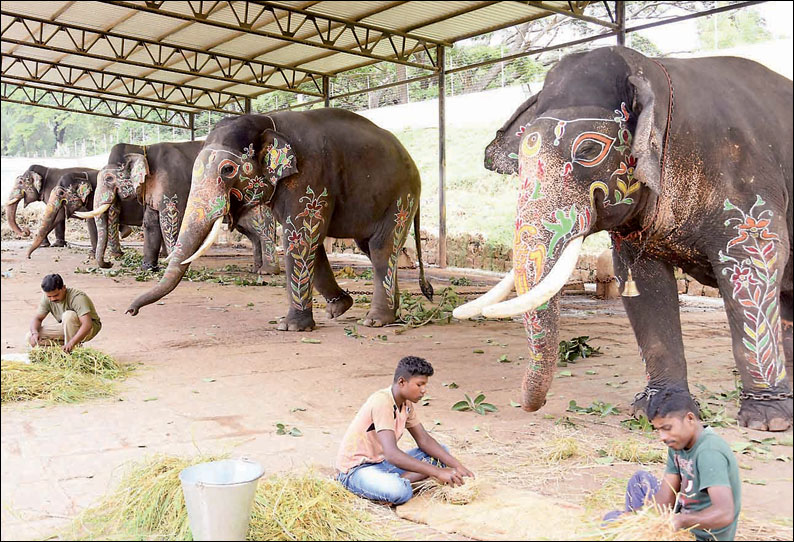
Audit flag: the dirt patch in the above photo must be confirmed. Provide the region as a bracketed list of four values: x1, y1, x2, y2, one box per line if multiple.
[1, 239, 792, 540]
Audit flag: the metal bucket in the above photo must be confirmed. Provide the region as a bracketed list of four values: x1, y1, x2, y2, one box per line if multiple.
[179, 458, 265, 541]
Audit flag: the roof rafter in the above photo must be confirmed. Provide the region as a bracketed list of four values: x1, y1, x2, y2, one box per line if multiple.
[1, 81, 192, 128]
[0, 10, 327, 96]
[106, 1, 444, 71]
[1, 53, 248, 113]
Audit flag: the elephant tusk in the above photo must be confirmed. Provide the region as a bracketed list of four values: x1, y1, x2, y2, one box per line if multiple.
[75, 203, 111, 219]
[452, 269, 515, 320]
[482, 237, 584, 318]
[181, 217, 223, 265]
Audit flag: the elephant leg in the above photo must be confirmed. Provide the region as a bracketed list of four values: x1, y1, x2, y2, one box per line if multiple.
[87, 217, 98, 253]
[248, 205, 280, 275]
[277, 190, 331, 332]
[613, 247, 689, 419]
[362, 195, 415, 327]
[51, 208, 67, 247]
[782, 290, 793, 385]
[313, 243, 353, 319]
[142, 207, 163, 271]
[120, 224, 133, 239]
[107, 202, 124, 260]
[236, 226, 264, 273]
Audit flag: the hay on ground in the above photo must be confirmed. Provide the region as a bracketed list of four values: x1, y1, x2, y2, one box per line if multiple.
[414, 477, 483, 505]
[582, 502, 695, 541]
[66, 454, 390, 541]
[1, 346, 129, 403]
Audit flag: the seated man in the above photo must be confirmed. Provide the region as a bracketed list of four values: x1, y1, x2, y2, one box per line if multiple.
[335, 356, 474, 505]
[26, 273, 102, 353]
[605, 387, 741, 541]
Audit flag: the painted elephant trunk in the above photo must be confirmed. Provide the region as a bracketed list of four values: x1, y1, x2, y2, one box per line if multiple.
[27, 198, 64, 257]
[5, 198, 29, 237]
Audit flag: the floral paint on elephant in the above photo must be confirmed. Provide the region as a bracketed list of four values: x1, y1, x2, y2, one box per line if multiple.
[160, 194, 180, 252]
[265, 138, 295, 184]
[251, 204, 278, 268]
[719, 196, 786, 388]
[50, 180, 91, 211]
[225, 143, 271, 206]
[10, 171, 40, 201]
[383, 194, 415, 309]
[284, 186, 328, 310]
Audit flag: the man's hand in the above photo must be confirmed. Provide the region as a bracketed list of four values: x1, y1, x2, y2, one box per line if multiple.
[62, 342, 75, 354]
[454, 464, 475, 478]
[29, 332, 39, 347]
[434, 467, 464, 487]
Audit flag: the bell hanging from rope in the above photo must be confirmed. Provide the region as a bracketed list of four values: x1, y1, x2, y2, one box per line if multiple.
[622, 269, 640, 297]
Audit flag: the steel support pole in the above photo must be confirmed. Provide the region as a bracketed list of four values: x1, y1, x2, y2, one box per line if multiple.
[189, 112, 195, 141]
[323, 75, 330, 108]
[437, 46, 447, 269]
[244, 97, 252, 114]
[616, 1, 626, 46]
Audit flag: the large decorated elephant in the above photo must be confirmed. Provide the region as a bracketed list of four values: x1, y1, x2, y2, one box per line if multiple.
[26, 170, 99, 257]
[456, 46, 792, 431]
[126, 109, 433, 331]
[76, 141, 204, 270]
[4, 165, 94, 246]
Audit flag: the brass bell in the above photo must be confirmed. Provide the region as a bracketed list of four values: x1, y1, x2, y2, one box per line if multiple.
[622, 269, 640, 297]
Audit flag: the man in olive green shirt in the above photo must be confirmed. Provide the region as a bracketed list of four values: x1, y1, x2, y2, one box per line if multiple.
[27, 273, 102, 353]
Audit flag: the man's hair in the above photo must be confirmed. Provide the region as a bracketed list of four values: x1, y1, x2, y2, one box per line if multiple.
[394, 356, 434, 382]
[41, 273, 64, 292]
[647, 386, 701, 420]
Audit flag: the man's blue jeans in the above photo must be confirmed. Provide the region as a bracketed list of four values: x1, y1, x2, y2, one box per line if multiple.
[603, 470, 661, 521]
[337, 447, 444, 505]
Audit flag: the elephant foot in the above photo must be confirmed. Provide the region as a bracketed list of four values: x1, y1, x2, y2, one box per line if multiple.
[141, 262, 160, 273]
[738, 397, 792, 432]
[256, 263, 281, 276]
[39, 238, 51, 248]
[362, 308, 397, 328]
[277, 311, 316, 332]
[110, 250, 124, 260]
[629, 385, 694, 420]
[51, 239, 67, 248]
[325, 293, 353, 319]
[94, 259, 113, 269]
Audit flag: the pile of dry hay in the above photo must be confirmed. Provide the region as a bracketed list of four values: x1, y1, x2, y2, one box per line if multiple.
[415, 477, 483, 505]
[66, 454, 390, 541]
[1, 346, 129, 403]
[581, 503, 695, 541]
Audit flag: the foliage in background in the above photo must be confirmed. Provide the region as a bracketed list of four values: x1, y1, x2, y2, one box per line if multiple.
[452, 392, 498, 415]
[558, 336, 601, 366]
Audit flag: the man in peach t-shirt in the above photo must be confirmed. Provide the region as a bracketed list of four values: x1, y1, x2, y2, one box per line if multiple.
[335, 356, 474, 504]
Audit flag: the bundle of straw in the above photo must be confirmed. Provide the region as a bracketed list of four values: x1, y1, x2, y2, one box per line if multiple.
[1, 346, 128, 403]
[415, 477, 483, 505]
[585, 504, 695, 541]
[65, 455, 389, 541]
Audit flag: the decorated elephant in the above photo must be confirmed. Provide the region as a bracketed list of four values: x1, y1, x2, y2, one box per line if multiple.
[126, 109, 433, 331]
[26, 170, 99, 257]
[456, 46, 792, 431]
[76, 141, 204, 270]
[4, 165, 94, 246]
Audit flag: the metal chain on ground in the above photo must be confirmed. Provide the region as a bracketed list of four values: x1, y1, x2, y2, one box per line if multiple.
[740, 391, 794, 402]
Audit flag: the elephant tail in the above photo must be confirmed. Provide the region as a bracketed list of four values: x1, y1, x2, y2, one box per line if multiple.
[413, 204, 433, 302]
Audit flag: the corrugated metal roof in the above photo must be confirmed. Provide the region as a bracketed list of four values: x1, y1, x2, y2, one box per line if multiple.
[1, 0, 598, 118]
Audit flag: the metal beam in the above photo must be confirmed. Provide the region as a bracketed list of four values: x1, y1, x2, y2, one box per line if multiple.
[106, 1, 444, 71]
[437, 46, 447, 270]
[517, 1, 617, 29]
[1, 54, 248, 113]
[616, 0, 625, 46]
[624, 1, 766, 35]
[0, 10, 326, 96]
[1, 82, 192, 128]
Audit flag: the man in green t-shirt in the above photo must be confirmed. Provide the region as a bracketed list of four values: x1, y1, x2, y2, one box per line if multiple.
[27, 273, 102, 353]
[604, 387, 741, 541]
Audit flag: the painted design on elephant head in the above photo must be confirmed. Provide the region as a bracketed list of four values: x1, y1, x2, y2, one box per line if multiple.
[251, 204, 278, 267]
[719, 195, 785, 388]
[161, 194, 180, 252]
[11, 170, 41, 201]
[76, 181, 92, 202]
[266, 138, 295, 183]
[284, 186, 328, 310]
[383, 194, 415, 309]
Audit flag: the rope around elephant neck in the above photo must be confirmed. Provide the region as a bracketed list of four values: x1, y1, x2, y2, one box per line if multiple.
[611, 58, 674, 261]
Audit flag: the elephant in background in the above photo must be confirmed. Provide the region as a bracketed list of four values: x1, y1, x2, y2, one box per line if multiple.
[126, 109, 433, 331]
[26, 170, 98, 257]
[4, 165, 94, 246]
[77, 141, 204, 271]
[233, 202, 280, 275]
[457, 46, 792, 431]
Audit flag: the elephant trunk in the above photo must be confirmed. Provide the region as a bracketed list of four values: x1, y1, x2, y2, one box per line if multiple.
[5, 198, 29, 237]
[126, 213, 220, 316]
[93, 204, 111, 268]
[484, 135, 518, 175]
[27, 195, 64, 258]
[519, 295, 561, 411]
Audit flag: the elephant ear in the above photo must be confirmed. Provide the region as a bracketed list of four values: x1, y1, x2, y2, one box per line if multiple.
[75, 179, 93, 204]
[123, 153, 149, 200]
[259, 130, 298, 186]
[30, 170, 43, 192]
[628, 75, 664, 195]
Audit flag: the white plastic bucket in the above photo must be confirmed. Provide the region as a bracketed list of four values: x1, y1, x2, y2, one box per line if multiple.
[179, 458, 264, 541]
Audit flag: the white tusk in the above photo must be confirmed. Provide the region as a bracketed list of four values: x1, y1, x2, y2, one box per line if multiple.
[162, 250, 175, 263]
[75, 203, 111, 219]
[181, 217, 223, 265]
[452, 269, 515, 320]
[482, 237, 584, 318]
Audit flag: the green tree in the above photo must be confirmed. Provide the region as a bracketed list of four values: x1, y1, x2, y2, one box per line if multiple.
[697, 7, 772, 50]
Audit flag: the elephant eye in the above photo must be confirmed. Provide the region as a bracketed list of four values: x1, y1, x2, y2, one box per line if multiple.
[219, 159, 239, 178]
[571, 132, 615, 167]
[575, 141, 602, 161]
